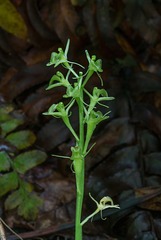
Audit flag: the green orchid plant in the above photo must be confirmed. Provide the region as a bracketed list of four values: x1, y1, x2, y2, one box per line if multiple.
[44, 40, 120, 240]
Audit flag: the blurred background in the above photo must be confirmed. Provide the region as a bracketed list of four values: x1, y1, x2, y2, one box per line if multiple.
[1, 0, 161, 239]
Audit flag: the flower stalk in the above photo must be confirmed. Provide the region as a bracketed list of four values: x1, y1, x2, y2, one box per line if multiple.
[44, 39, 119, 240]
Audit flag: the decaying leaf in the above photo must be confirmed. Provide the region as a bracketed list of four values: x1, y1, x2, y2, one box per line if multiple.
[135, 187, 161, 211]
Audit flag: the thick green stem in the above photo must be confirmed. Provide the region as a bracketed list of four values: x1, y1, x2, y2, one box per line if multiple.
[75, 158, 84, 240]
[75, 87, 84, 240]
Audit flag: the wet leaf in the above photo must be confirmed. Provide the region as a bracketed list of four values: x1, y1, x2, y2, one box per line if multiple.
[5, 130, 36, 150]
[103, 145, 139, 176]
[0, 63, 54, 101]
[126, 211, 157, 239]
[0, 151, 11, 171]
[13, 150, 47, 174]
[96, 0, 114, 43]
[0, 172, 18, 197]
[48, 0, 74, 44]
[145, 175, 161, 187]
[140, 129, 161, 154]
[0, 0, 28, 39]
[133, 103, 161, 137]
[125, 0, 158, 44]
[5, 189, 24, 210]
[135, 187, 161, 211]
[144, 152, 161, 176]
[26, 0, 58, 41]
[61, 0, 85, 36]
[37, 119, 71, 151]
[129, 71, 161, 95]
[18, 193, 43, 220]
[82, 0, 98, 46]
[71, 0, 86, 6]
[154, 218, 161, 239]
[116, 54, 138, 68]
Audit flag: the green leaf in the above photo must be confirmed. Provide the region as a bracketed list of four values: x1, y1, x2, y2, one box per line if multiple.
[0, 172, 18, 197]
[0, 151, 11, 171]
[5, 189, 24, 210]
[1, 118, 24, 137]
[5, 130, 36, 150]
[18, 194, 43, 220]
[0, 0, 27, 39]
[13, 150, 47, 174]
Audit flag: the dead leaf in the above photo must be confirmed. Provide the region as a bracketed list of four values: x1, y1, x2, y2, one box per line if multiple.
[0, 0, 28, 39]
[135, 187, 161, 211]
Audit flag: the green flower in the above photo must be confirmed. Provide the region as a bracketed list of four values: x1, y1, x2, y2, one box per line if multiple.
[85, 87, 115, 116]
[71, 144, 82, 161]
[63, 83, 79, 99]
[81, 193, 120, 226]
[46, 71, 71, 90]
[86, 110, 109, 126]
[46, 40, 70, 68]
[43, 102, 69, 118]
[82, 50, 103, 87]
[86, 51, 103, 73]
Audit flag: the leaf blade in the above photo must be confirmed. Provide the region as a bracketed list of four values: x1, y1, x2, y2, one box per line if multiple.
[0, 151, 11, 171]
[0, 172, 18, 197]
[13, 150, 47, 174]
[5, 130, 36, 150]
[18, 194, 43, 220]
[5, 189, 24, 210]
[0, 0, 28, 39]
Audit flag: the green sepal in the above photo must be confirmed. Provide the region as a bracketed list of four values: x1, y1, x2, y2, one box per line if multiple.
[46, 49, 66, 67]
[84, 87, 114, 118]
[70, 144, 83, 161]
[46, 71, 71, 90]
[86, 110, 109, 126]
[46, 39, 70, 67]
[63, 83, 80, 99]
